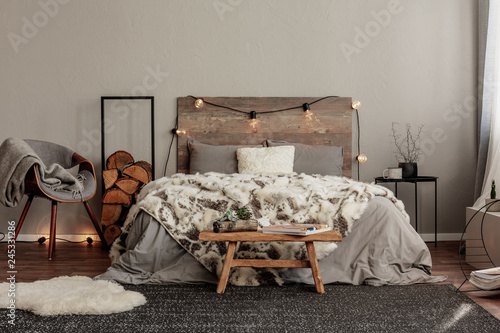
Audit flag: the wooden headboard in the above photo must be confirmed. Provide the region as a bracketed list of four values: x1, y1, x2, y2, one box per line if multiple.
[177, 96, 353, 178]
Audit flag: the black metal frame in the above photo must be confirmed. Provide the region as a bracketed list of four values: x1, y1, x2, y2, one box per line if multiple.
[457, 202, 498, 291]
[101, 96, 155, 193]
[374, 176, 438, 246]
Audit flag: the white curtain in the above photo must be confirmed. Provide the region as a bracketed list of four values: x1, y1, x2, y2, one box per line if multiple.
[475, 1, 500, 208]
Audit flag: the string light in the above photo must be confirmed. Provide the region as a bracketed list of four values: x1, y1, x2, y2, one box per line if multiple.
[188, 95, 340, 116]
[352, 99, 366, 181]
[171, 128, 186, 135]
[195, 98, 204, 108]
[248, 111, 260, 129]
[302, 103, 313, 120]
[356, 154, 368, 163]
[184, 95, 366, 179]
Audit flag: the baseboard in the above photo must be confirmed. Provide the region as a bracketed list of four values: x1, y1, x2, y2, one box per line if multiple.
[15, 234, 100, 243]
[419, 233, 462, 242]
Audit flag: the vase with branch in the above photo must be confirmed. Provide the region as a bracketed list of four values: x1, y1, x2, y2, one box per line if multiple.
[390, 122, 424, 178]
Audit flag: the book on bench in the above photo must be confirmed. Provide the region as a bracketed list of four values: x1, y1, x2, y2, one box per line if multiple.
[262, 224, 331, 236]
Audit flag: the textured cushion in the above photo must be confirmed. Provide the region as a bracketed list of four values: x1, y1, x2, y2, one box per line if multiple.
[236, 146, 295, 174]
[188, 139, 264, 174]
[266, 140, 343, 176]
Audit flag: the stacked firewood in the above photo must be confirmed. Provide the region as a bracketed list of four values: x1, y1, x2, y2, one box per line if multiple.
[101, 150, 152, 245]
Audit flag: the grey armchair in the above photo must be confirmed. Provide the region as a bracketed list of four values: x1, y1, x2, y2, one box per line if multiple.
[13, 139, 107, 260]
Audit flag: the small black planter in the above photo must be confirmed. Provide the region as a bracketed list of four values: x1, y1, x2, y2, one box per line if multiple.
[398, 162, 418, 178]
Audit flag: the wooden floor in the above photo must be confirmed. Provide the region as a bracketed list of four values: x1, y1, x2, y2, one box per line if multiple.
[1, 240, 499, 319]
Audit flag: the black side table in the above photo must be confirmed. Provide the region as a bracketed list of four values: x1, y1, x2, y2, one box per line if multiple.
[374, 176, 438, 247]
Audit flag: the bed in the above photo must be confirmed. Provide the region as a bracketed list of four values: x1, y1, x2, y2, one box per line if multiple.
[96, 96, 446, 287]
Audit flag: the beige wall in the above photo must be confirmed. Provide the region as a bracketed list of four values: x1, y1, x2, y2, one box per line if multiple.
[0, 0, 477, 238]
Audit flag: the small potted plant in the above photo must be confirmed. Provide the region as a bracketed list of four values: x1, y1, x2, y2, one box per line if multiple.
[485, 180, 500, 211]
[391, 122, 424, 178]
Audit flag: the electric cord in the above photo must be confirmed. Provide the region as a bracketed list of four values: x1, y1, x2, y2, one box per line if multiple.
[163, 116, 178, 176]
[187, 95, 340, 115]
[355, 109, 361, 181]
[0, 236, 97, 244]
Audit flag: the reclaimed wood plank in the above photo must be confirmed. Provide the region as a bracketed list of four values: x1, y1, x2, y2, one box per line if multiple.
[198, 230, 342, 242]
[217, 241, 236, 293]
[231, 259, 311, 268]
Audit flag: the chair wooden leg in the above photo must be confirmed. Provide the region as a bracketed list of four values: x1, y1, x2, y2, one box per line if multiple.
[48, 201, 57, 260]
[83, 201, 108, 249]
[14, 195, 34, 241]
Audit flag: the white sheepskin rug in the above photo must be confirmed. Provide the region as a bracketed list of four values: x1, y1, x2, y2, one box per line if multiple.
[0, 276, 146, 316]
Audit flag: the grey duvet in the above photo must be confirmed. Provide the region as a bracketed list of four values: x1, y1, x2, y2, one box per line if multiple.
[96, 173, 445, 286]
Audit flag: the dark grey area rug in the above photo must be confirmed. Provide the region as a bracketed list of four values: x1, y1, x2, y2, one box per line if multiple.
[1, 284, 499, 333]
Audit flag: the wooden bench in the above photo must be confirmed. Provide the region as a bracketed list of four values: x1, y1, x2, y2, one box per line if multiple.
[198, 230, 342, 294]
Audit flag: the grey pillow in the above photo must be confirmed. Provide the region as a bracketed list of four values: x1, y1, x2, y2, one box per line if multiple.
[266, 140, 343, 176]
[188, 139, 264, 174]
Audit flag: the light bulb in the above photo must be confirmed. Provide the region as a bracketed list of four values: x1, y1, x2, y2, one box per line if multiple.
[356, 154, 367, 163]
[248, 119, 259, 128]
[248, 111, 259, 129]
[302, 103, 313, 120]
[195, 99, 204, 108]
[351, 100, 361, 109]
[176, 129, 186, 135]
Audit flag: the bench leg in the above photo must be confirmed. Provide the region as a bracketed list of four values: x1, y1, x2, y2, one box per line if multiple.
[217, 241, 236, 293]
[306, 241, 325, 294]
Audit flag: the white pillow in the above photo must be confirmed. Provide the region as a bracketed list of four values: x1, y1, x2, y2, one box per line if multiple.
[237, 146, 295, 174]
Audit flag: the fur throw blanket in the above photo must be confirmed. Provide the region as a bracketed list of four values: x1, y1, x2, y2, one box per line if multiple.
[111, 172, 407, 286]
[0, 138, 83, 207]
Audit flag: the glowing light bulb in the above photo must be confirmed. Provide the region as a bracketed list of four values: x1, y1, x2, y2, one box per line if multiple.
[176, 129, 186, 135]
[351, 101, 361, 109]
[248, 119, 259, 128]
[195, 99, 204, 108]
[304, 110, 313, 120]
[247, 111, 260, 130]
[302, 103, 313, 120]
[356, 154, 368, 163]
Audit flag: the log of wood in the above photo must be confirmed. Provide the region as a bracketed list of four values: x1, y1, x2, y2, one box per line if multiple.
[123, 164, 151, 184]
[101, 204, 122, 226]
[213, 219, 258, 233]
[102, 188, 132, 205]
[106, 150, 134, 170]
[103, 224, 122, 245]
[115, 177, 141, 195]
[134, 161, 153, 182]
[103, 169, 120, 190]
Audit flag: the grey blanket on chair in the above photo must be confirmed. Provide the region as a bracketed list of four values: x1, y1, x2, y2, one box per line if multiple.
[0, 138, 83, 207]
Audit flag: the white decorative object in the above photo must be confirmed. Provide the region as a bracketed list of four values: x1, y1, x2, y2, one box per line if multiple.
[0, 276, 146, 316]
[237, 146, 295, 174]
[383, 167, 402, 179]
